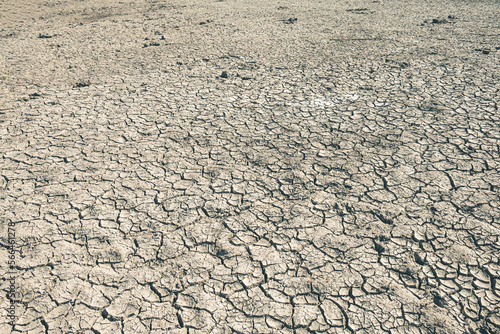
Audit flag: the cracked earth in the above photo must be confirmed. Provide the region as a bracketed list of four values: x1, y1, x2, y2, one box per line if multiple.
[1, 0, 499, 333]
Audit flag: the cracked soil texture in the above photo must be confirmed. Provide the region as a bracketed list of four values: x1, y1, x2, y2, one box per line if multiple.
[1, 0, 500, 333]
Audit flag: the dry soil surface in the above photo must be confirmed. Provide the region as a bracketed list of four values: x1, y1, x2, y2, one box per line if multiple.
[1, 0, 500, 333]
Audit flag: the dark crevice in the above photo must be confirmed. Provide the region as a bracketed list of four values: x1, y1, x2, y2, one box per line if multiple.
[177, 312, 184, 328]
[41, 318, 49, 334]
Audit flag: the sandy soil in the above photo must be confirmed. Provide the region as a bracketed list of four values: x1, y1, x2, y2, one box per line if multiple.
[1, 0, 499, 333]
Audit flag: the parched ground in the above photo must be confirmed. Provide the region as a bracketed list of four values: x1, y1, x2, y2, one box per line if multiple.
[1, 0, 499, 333]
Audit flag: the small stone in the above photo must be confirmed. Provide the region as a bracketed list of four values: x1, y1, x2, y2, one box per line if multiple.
[74, 81, 90, 88]
[431, 18, 448, 24]
[221, 71, 228, 78]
